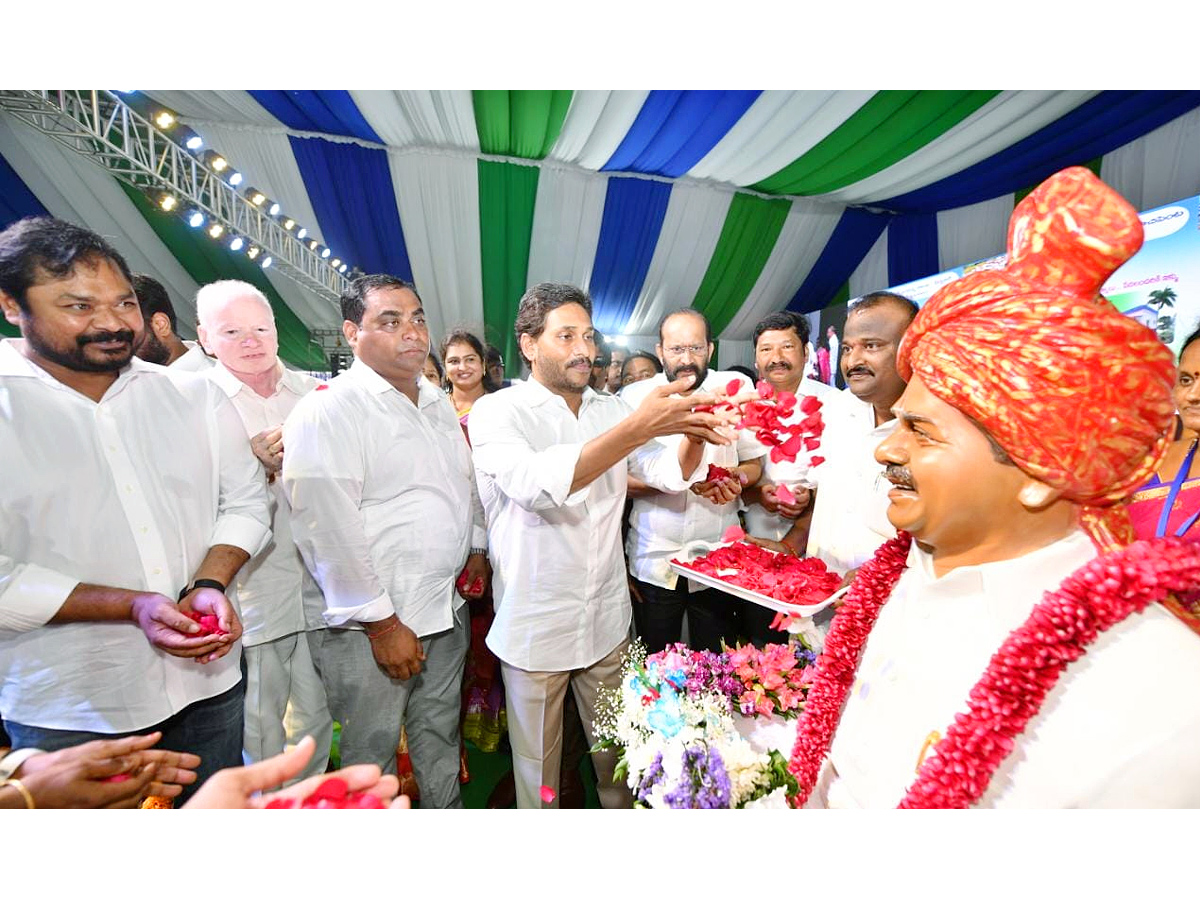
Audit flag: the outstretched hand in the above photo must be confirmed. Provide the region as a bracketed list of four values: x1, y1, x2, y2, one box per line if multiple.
[630, 376, 740, 445]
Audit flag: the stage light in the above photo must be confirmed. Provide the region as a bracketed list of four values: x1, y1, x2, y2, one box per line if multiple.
[204, 151, 228, 172]
[282, 218, 296, 231]
[339, 263, 348, 273]
[308, 239, 319, 252]
[246, 187, 267, 207]
[186, 209, 205, 228]
[229, 236, 245, 252]
[296, 227, 308, 240]
[157, 193, 178, 212]
[268, 202, 281, 216]
[154, 110, 175, 129]
[228, 171, 243, 187]
[174, 125, 203, 151]
[247, 246, 262, 260]
[321, 247, 331, 259]
[208, 223, 225, 239]
[330, 258, 341, 268]
[261, 256, 273, 269]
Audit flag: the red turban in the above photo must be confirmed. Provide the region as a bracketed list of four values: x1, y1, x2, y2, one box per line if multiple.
[897, 166, 1176, 550]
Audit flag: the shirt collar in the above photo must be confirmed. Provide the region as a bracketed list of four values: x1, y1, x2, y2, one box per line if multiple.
[519, 375, 597, 410]
[209, 359, 303, 400]
[345, 357, 430, 405]
[0, 337, 157, 390]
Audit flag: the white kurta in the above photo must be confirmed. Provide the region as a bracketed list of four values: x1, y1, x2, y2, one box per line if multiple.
[621, 370, 765, 589]
[805, 394, 896, 574]
[171, 340, 216, 372]
[0, 340, 271, 731]
[469, 378, 698, 672]
[815, 530, 1200, 808]
[282, 359, 483, 638]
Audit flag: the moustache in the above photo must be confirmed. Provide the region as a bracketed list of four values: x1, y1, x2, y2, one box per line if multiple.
[767, 362, 792, 371]
[567, 356, 591, 368]
[846, 365, 874, 378]
[885, 464, 915, 489]
[78, 330, 135, 347]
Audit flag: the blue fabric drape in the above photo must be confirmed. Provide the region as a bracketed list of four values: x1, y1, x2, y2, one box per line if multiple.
[880, 91, 1200, 214]
[887, 212, 939, 287]
[0, 150, 50, 224]
[787, 207, 890, 313]
[589, 177, 672, 335]
[601, 90, 760, 178]
[250, 91, 383, 144]
[288, 136, 412, 282]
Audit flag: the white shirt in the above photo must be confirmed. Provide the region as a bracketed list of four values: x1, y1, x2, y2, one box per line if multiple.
[172, 341, 216, 372]
[282, 359, 484, 638]
[805, 395, 897, 574]
[743, 376, 842, 542]
[208, 361, 324, 644]
[0, 340, 271, 731]
[469, 378, 698, 671]
[815, 530, 1200, 807]
[621, 371, 765, 589]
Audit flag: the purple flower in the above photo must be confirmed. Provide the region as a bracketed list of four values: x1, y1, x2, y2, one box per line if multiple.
[663, 744, 732, 809]
[636, 752, 666, 804]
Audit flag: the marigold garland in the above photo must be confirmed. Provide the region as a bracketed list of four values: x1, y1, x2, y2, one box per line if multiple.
[788, 533, 1200, 808]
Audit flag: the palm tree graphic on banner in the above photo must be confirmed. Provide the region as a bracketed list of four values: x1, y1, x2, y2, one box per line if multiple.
[1148, 286, 1178, 343]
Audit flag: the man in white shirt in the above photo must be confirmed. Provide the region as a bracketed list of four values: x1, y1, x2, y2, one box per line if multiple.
[282, 274, 488, 809]
[469, 282, 736, 809]
[197, 280, 332, 781]
[0, 217, 270, 803]
[621, 308, 763, 653]
[131, 272, 214, 372]
[796, 167, 1200, 807]
[765, 293, 918, 577]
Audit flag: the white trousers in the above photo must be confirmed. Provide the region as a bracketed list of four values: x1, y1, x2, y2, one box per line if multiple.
[243, 630, 333, 782]
[501, 639, 634, 810]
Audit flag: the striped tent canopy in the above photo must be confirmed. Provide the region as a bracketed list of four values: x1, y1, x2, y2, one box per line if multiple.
[3, 89, 1200, 372]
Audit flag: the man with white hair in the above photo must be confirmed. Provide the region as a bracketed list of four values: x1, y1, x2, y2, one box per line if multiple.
[197, 280, 332, 779]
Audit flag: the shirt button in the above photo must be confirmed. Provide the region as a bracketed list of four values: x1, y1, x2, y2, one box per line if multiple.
[125, 485, 134, 493]
[140, 526, 149, 534]
[152, 567, 162, 575]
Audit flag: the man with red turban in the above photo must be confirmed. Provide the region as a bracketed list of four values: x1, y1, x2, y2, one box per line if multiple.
[789, 167, 1200, 808]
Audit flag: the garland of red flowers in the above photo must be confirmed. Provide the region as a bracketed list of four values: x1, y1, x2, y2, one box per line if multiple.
[788, 532, 1200, 808]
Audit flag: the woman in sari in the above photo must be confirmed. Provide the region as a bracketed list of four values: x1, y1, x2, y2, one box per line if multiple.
[1130, 327, 1200, 541]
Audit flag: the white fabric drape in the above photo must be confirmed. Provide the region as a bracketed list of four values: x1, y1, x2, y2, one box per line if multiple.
[526, 165, 608, 290]
[848, 228, 890, 301]
[827, 91, 1097, 204]
[1102, 105, 1200, 212]
[688, 91, 873, 186]
[387, 152, 484, 348]
[719, 199, 843, 341]
[350, 91, 478, 150]
[0, 112, 201, 337]
[622, 181, 734, 337]
[143, 91, 281, 127]
[936, 194, 1014, 271]
[549, 91, 650, 170]
[714, 338, 754, 371]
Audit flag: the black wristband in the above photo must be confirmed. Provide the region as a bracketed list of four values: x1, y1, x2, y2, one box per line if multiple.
[178, 578, 228, 601]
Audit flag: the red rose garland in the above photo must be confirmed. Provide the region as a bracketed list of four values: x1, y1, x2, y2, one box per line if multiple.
[789, 533, 1200, 808]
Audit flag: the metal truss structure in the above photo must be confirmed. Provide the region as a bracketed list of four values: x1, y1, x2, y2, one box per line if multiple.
[0, 89, 348, 304]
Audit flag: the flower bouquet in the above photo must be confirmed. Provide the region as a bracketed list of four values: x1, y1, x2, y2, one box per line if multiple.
[592, 639, 818, 808]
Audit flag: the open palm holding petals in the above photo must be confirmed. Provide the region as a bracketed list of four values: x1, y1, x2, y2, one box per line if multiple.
[674, 542, 842, 607]
[695, 379, 824, 465]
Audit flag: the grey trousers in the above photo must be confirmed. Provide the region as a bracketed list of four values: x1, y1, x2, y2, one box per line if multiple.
[307, 605, 469, 809]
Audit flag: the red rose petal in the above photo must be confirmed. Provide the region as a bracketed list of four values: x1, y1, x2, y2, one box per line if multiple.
[308, 777, 349, 802]
[775, 484, 796, 506]
[725, 378, 741, 396]
[722, 525, 745, 543]
[183, 609, 228, 636]
[540, 785, 557, 804]
[103, 773, 132, 783]
[756, 380, 775, 400]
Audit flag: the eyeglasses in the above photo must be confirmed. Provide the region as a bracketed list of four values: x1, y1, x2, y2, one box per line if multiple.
[663, 344, 707, 358]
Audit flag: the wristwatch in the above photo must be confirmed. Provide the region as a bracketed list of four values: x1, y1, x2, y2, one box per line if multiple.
[469, 547, 489, 558]
[178, 578, 228, 601]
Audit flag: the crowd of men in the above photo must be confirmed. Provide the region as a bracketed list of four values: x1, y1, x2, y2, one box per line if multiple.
[5, 163, 1196, 811]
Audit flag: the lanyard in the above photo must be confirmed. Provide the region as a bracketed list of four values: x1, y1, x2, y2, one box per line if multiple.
[1155, 439, 1200, 539]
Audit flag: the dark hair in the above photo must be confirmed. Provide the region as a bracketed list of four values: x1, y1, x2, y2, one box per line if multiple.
[657, 307, 711, 345]
[853, 290, 920, 322]
[0, 216, 133, 311]
[441, 328, 500, 393]
[132, 273, 177, 333]
[484, 343, 503, 366]
[727, 364, 757, 381]
[425, 351, 444, 383]
[340, 273, 420, 326]
[752, 310, 811, 349]
[513, 282, 592, 364]
[621, 350, 663, 379]
[1180, 326, 1200, 360]
[592, 332, 611, 367]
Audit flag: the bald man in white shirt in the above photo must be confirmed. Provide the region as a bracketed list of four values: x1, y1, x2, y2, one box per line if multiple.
[197, 280, 332, 781]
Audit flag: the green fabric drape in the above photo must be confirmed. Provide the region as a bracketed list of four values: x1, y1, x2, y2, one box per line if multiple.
[753, 91, 1000, 196]
[478, 160, 539, 377]
[473, 91, 573, 159]
[0, 319, 16, 337]
[122, 184, 328, 371]
[691, 194, 793, 337]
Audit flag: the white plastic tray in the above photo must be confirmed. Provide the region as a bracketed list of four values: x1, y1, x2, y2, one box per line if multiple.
[668, 539, 846, 619]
